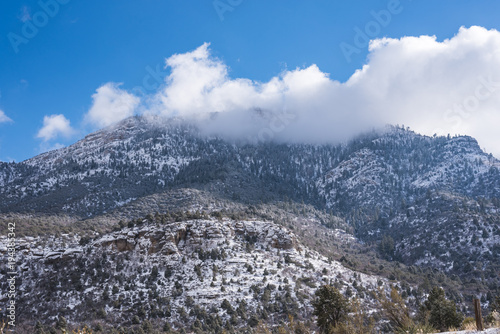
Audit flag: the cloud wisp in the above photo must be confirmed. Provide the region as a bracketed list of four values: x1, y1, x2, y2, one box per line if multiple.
[0, 110, 13, 124]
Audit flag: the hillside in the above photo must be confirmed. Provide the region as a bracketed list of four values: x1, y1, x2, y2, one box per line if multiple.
[1, 213, 390, 332]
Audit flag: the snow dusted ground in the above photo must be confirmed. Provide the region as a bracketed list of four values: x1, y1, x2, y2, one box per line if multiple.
[438, 328, 499, 334]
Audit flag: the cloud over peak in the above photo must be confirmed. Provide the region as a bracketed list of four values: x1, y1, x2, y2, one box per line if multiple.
[85, 83, 140, 129]
[49, 26, 500, 157]
[145, 26, 500, 155]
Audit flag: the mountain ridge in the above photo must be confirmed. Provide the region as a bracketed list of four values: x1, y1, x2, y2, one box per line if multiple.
[1, 117, 499, 276]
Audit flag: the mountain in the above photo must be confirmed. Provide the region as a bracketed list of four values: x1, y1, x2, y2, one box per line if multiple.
[2, 118, 500, 216]
[1, 115, 500, 331]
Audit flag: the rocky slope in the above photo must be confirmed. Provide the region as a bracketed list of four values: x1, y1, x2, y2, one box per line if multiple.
[0, 215, 386, 331]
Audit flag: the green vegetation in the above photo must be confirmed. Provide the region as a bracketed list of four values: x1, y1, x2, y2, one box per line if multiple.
[312, 285, 350, 332]
[312, 285, 470, 334]
[419, 287, 464, 331]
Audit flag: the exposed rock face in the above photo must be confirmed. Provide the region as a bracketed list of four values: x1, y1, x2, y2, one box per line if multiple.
[233, 220, 298, 250]
[95, 219, 298, 256]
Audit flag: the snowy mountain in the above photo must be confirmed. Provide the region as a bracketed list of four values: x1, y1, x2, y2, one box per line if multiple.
[1, 116, 500, 331]
[2, 118, 500, 216]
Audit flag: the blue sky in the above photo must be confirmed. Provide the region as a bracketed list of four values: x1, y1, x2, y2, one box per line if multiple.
[1, 1, 500, 161]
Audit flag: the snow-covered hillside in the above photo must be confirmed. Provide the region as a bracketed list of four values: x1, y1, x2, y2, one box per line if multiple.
[0, 216, 387, 331]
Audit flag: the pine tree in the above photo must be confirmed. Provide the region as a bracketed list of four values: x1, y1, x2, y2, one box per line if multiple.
[312, 285, 349, 333]
[421, 287, 463, 331]
[378, 235, 395, 260]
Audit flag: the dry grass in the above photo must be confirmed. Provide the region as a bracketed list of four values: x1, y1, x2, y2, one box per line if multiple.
[461, 322, 477, 331]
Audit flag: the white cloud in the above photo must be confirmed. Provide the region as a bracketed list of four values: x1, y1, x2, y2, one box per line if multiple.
[36, 114, 75, 141]
[85, 83, 140, 128]
[345, 26, 500, 156]
[152, 43, 345, 138]
[147, 27, 500, 157]
[0, 110, 12, 123]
